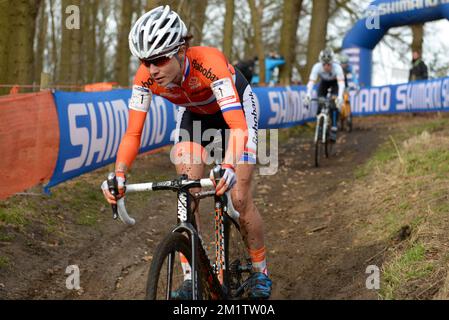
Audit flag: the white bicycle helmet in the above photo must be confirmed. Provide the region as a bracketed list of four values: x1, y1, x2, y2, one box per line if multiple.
[129, 5, 188, 60]
[319, 48, 334, 64]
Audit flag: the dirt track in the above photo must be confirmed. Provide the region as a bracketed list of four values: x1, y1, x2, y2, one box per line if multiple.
[2, 115, 421, 300]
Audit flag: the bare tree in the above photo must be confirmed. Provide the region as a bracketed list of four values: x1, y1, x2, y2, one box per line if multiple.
[190, 0, 208, 46]
[303, 0, 330, 80]
[248, 0, 265, 85]
[411, 23, 424, 54]
[279, 0, 303, 85]
[0, 0, 12, 93]
[49, 0, 59, 83]
[34, 1, 48, 85]
[59, 0, 82, 87]
[96, 1, 110, 82]
[223, 0, 234, 59]
[5, 0, 41, 91]
[115, 0, 134, 87]
[82, 0, 99, 84]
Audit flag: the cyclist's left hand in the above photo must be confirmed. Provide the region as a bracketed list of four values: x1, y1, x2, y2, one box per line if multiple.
[210, 164, 236, 196]
[101, 173, 126, 205]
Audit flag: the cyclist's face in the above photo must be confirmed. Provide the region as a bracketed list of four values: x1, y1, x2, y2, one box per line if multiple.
[323, 63, 332, 72]
[142, 46, 186, 86]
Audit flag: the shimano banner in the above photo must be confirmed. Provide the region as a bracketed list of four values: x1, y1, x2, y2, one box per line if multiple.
[254, 85, 315, 129]
[46, 86, 314, 190]
[350, 76, 449, 114]
[46, 90, 178, 189]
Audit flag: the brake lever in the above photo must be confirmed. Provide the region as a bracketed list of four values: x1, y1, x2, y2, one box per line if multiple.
[107, 172, 119, 220]
[212, 164, 225, 185]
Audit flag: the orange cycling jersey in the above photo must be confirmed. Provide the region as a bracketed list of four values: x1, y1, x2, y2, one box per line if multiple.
[116, 46, 249, 172]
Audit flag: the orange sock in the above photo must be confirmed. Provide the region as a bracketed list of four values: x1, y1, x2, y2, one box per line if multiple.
[248, 246, 268, 276]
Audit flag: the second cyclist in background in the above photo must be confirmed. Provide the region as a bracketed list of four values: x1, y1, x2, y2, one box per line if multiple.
[304, 48, 345, 142]
[339, 53, 359, 132]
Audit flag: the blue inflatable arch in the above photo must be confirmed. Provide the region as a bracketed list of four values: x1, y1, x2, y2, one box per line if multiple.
[342, 0, 449, 87]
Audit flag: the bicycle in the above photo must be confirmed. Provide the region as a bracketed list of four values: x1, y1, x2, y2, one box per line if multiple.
[106, 166, 253, 300]
[308, 92, 337, 168]
[340, 90, 352, 133]
[340, 87, 359, 133]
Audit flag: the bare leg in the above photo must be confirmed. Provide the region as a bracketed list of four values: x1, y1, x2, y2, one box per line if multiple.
[173, 142, 206, 231]
[231, 164, 266, 256]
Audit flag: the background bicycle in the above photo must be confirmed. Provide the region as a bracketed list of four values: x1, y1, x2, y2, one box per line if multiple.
[309, 93, 337, 167]
[340, 87, 359, 133]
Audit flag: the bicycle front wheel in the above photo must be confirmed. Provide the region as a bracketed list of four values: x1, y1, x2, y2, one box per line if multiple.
[146, 232, 209, 300]
[223, 216, 252, 299]
[315, 118, 324, 167]
[325, 125, 332, 158]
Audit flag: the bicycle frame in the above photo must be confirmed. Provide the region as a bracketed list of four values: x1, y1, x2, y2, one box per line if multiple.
[313, 98, 332, 144]
[314, 107, 330, 144]
[108, 171, 245, 300]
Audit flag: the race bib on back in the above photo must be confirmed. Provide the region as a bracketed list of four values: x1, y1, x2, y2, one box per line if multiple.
[129, 85, 152, 112]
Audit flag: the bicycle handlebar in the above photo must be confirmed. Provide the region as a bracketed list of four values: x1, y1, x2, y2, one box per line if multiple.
[108, 176, 218, 226]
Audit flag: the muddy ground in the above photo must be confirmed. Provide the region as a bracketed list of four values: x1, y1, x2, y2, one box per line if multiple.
[1, 114, 433, 300]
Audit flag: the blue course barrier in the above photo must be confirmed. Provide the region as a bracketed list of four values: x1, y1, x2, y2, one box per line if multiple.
[46, 86, 314, 190]
[47, 90, 178, 189]
[350, 76, 449, 115]
[45, 77, 449, 191]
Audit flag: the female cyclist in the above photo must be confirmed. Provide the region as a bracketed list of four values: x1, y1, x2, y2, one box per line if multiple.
[102, 5, 271, 299]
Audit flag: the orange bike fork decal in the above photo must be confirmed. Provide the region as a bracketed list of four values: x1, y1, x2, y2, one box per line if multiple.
[214, 206, 225, 285]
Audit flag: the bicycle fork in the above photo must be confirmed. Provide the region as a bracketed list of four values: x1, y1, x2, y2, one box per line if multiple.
[314, 113, 328, 144]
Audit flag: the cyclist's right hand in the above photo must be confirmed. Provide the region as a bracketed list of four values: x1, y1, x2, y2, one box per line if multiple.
[101, 173, 126, 205]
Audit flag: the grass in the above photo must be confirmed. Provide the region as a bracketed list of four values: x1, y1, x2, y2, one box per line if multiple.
[0, 231, 15, 242]
[0, 256, 10, 269]
[0, 207, 28, 227]
[353, 115, 449, 299]
[277, 123, 315, 144]
[381, 242, 434, 300]
[355, 115, 449, 180]
[354, 140, 398, 179]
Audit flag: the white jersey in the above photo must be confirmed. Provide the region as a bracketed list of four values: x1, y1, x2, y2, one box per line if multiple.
[306, 62, 345, 100]
[309, 62, 345, 82]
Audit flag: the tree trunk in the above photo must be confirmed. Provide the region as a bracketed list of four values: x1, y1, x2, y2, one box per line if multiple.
[0, 1, 12, 93]
[303, 0, 330, 81]
[59, 0, 82, 88]
[49, 0, 58, 83]
[69, 0, 82, 86]
[190, 0, 207, 46]
[96, 1, 109, 82]
[411, 23, 424, 54]
[59, 0, 72, 85]
[7, 0, 41, 91]
[146, 0, 176, 11]
[248, 0, 265, 85]
[115, 0, 134, 87]
[83, 0, 98, 84]
[35, 1, 48, 85]
[279, 0, 302, 85]
[223, 0, 234, 59]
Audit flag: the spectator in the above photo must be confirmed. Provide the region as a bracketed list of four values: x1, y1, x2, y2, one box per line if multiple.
[409, 51, 428, 81]
[235, 57, 256, 83]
